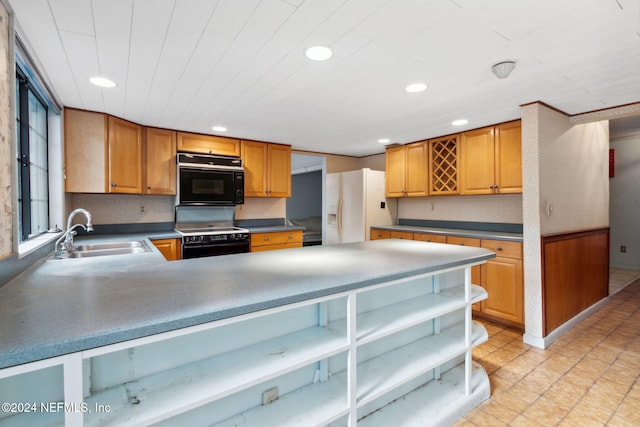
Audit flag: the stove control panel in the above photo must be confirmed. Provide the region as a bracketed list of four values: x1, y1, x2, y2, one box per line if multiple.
[183, 233, 250, 244]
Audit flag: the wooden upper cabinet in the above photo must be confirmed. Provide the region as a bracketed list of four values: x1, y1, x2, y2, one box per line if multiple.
[460, 122, 522, 195]
[144, 128, 176, 195]
[495, 121, 522, 194]
[177, 132, 240, 157]
[460, 126, 496, 195]
[429, 135, 459, 195]
[405, 141, 428, 196]
[385, 141, 428, 197]
[242, 140, 268, 196]
[267, 143, 291, 197]
[64, 108, 108, 193]
[241, 141, 291, 198]
[108, 116, 142, 194]
[385, 145, 406, 197]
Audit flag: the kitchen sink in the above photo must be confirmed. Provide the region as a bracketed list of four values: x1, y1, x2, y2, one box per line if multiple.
[52, 240, 153, 259]
[74, 241, 149, 252]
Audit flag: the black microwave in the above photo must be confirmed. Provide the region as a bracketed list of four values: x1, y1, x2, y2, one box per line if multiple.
[177, 153, 244, 205]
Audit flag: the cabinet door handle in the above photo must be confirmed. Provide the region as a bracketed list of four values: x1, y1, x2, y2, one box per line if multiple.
[111, 183, 117, 187]
[264, 237, 270, 241]
[288, 235, 293, 239]
[496, 247, 503, 251]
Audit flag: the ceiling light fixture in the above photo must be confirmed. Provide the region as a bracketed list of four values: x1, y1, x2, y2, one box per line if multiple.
[212, 126, 227, 132]
[491, 61, 516, 79]
[452, 119, 469, 126]
[405, 82, 427, 93]
[305, 46, 332, 61]
[89, 76, 116, 88]
[378, 138, 391, 144]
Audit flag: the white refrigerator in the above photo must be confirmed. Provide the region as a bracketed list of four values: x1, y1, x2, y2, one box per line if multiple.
[326, 168, 397, 244]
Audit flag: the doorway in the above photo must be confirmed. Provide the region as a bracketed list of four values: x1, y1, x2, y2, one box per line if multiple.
[288, 153, 325, 246]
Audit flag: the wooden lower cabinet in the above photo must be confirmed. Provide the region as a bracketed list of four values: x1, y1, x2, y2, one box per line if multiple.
[481, 256, 523, 325]
[413, 233, 447, 244]
[370, 228, 524, 328]
[478, 239, 523, 328]
[152, 238, 182, 261]
[371, 229, 391, 240]
[390, 231, 413, 240]
[250, 230, 303, 252]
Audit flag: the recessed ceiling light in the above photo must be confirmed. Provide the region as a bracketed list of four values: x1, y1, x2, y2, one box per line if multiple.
[452, 119, 469, 126]
[89, 76, 116, 88]
[378, 138, 391, 144]
[405, 82, 427, 93]
[212, 126, 227, 132]
[305, 46, 332, 61]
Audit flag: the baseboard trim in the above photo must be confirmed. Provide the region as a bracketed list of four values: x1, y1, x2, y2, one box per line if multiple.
[523, 297, 610, 349]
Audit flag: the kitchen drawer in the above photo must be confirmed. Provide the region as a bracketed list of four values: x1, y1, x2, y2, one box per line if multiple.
[390, 231, 413, 240]
[413, 233, 447, 244]
[481, 239, 522, 259]
[251, 230, 303, 247]
[446, 236, 481, 247]
[371, 229, 391, 240]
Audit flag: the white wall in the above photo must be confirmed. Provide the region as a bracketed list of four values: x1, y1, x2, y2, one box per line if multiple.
[538, 112, 609, 235]
[521, 103, 610, 345]
[610, 134, 640, 269]
[287, 171, 322, 221]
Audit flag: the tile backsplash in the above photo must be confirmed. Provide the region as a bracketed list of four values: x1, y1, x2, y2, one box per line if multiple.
[67, 194, 288, 226]
[68, 194, 176, 225]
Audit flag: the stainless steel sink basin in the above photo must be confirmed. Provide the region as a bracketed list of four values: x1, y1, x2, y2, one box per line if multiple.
[74, 241, 148, 252]
[52, 240, 153, 259]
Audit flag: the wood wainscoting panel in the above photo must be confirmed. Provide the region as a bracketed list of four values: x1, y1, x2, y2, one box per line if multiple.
[541, 228, 609, 336]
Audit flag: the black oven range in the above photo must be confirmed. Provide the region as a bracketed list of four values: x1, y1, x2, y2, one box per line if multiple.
[175, 206, 250, 259]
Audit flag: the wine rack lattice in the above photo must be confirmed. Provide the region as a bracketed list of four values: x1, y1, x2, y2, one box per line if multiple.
[430, 137, 459, 195]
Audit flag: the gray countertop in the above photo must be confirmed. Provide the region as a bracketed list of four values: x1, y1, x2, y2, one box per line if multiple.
[372, 225, 523, 242]
[0, 237, 494, 369]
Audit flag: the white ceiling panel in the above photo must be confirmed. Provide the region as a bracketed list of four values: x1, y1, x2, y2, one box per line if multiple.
[7, 0, 640, 156]
[48, 0, 94, 36]
[162, 0, 219, 61]
[57, 30, 102, 109]
[206, 0, 260, 39]
[124, 0, 174, 122]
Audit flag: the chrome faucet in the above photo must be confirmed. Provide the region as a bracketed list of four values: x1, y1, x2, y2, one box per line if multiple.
[54, 209, 94, 258]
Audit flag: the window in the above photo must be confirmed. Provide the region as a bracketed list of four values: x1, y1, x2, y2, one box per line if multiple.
[15, 65, 49, 242]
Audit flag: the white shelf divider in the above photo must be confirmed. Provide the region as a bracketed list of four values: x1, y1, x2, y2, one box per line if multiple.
[84, 326, 347, 426]
[212, 375, 349, 427]
[358, 362, 490, 427]
[356, 321, 486, 407]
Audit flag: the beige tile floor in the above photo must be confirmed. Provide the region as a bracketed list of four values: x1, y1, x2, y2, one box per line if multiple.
[455, 274, 640, 427]
[610, 268, 640, 295]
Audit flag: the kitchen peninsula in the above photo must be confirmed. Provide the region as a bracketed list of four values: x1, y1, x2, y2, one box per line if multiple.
[0, 239, 494, 426]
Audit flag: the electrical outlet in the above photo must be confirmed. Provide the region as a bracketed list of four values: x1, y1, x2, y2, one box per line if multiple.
[621, 245, 627, 253]
[262, 386, 279, 405]
[139, 204, 145, 213]
[431, 202, 435, 211]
